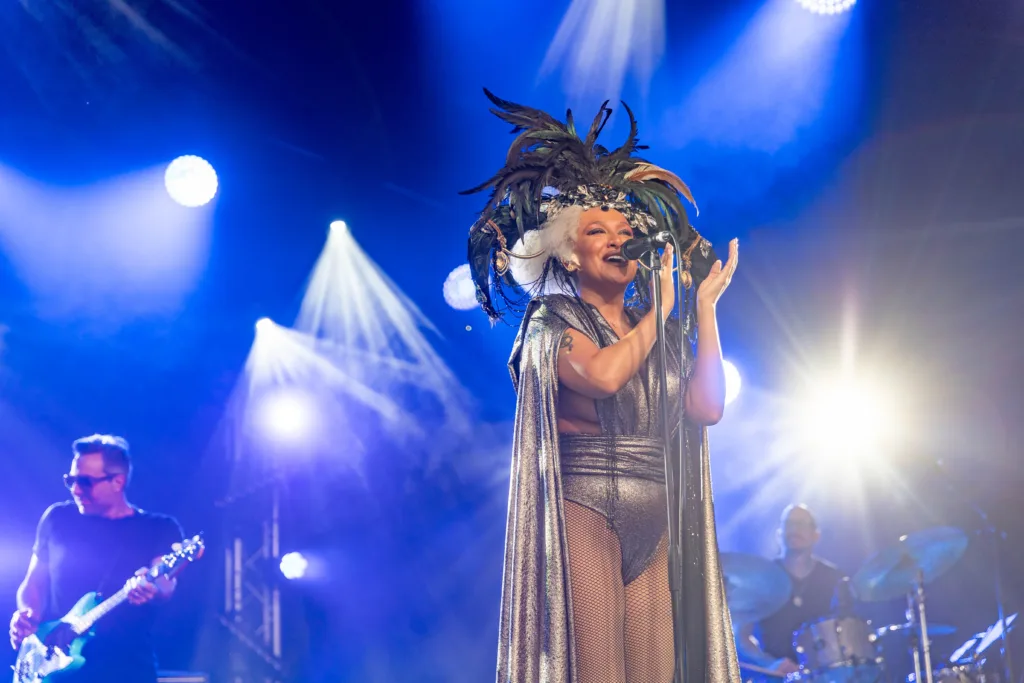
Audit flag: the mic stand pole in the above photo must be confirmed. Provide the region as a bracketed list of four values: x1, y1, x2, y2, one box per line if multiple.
[648, 248, 687, 683]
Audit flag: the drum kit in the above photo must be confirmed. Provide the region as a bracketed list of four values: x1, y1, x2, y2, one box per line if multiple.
[723, 527, 1016, 683]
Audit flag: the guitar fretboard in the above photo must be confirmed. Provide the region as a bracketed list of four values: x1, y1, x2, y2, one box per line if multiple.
[72, 584, 132, 634]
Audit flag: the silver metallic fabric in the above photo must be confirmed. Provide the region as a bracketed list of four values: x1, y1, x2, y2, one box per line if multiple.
[497, 293, 740, 683]
[560, 433, 668, 585]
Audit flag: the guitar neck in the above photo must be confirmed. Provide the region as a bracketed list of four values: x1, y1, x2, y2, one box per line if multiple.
[73, 585, 132, 634]
[66, 534, 204, 636]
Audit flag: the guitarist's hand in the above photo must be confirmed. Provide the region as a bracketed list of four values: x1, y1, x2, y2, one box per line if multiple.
[126, 568, 159, 606]
[9, 609, 37, 650]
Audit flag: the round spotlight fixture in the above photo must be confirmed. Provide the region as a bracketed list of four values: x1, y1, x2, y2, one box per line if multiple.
[795, 0, 855, 15]
[443, 264, 479, 311]
[280, 552, 308, 580]
[164, 155, 218, 207]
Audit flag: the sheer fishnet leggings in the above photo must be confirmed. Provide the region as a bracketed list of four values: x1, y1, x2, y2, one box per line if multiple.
[564, 500, 675, 683]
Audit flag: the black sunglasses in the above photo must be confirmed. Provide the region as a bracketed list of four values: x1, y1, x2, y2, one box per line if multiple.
[63, 474, 116, 490]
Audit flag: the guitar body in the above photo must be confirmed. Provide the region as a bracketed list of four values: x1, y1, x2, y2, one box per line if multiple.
[13, 593, 100, 683]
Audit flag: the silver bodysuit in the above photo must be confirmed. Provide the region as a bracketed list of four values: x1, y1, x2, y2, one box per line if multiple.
[547, 295, 684, 585]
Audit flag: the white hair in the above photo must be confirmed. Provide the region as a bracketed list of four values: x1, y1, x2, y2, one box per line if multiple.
[508, 205, 583, 292]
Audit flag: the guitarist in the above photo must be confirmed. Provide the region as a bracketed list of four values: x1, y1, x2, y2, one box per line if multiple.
[8, 434, 185, 683]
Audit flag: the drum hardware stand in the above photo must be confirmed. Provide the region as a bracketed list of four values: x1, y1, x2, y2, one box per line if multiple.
[907, 569, 935, 683]
[933, 459, 1014, 683]
[907, 595, 924, 683]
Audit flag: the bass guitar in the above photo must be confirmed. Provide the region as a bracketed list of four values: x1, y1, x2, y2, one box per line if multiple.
[12, 534, 205, 683]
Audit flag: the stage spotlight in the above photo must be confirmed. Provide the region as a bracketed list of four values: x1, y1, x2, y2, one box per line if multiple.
[794, 0, 855, 15]
[801, 376, 896, 460]
[279, 551, 308, 580]
[723, 359, 742, 406]
[255, 317, 274, 333]
[164, 155, 218, 207]
[255, 388, 320, 445]
[329, 220, 347, 234]
[443, 264, 478, 311]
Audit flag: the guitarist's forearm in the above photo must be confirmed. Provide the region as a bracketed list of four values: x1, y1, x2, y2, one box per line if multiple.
[16, 554, 48, 617]
[15, 580, 44, 616]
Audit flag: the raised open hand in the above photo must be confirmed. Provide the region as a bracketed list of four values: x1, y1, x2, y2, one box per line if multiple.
[696, 238, 738, 306]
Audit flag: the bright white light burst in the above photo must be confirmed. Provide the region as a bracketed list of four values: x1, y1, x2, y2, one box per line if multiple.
[801, 376, 896, 461]
[279, 551, 308, 580]
[254, 387, 321, 446]
[443, 264, 478, 311]
[795, 0, 856, 15]
[164, 155, 218, 207]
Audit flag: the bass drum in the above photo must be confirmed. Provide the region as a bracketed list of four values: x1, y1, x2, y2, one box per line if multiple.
[791, 616, 884, 683]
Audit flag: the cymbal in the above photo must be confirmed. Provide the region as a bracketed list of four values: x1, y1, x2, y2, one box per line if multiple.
[975, 613, 1017, 656]
[853, 527, 968, 602]
[721, 552, 792, 624]
[875, 622, 956, 638]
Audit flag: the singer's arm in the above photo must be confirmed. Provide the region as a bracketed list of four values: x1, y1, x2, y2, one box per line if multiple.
[557, 311, 665, 400]
[684, 300, 726, 425]
[684, 238, 738, 425]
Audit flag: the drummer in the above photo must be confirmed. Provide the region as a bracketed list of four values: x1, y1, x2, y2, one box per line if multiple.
[737, 504, 846, 674]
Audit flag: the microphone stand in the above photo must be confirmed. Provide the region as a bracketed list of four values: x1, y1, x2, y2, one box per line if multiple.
[933, 461, 1013, 683]
[646, 248, 688, 683]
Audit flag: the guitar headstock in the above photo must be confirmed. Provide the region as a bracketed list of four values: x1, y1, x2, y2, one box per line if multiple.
[155, 534, 205, 580]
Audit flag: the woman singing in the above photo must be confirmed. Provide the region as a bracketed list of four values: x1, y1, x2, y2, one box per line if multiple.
[464, 90, 742, 683]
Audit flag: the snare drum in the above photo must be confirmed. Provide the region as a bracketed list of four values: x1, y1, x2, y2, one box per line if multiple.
[794, 616, 883, 683]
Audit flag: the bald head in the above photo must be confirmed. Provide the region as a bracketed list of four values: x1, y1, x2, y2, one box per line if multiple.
[779, 504, 820, 553]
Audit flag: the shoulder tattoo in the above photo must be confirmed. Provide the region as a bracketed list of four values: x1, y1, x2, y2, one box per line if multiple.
[559, 331, 574, 354]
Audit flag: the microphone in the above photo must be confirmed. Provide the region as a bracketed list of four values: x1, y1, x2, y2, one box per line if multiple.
[620, 231, 672, 261]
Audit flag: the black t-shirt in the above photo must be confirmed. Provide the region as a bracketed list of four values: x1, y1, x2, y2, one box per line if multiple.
[756, 558, 844, 662]
[33, 501, 184, 683]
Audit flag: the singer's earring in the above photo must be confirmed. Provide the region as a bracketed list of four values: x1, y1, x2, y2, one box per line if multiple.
[562, 259, 579, 273]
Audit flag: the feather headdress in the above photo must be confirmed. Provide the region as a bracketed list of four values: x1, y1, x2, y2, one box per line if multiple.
[463, 89, 714, 322]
